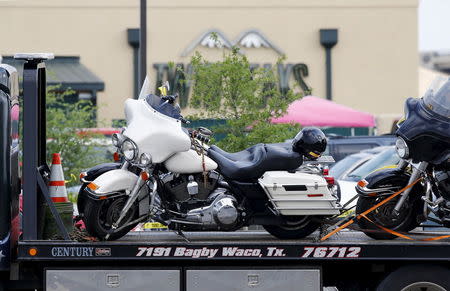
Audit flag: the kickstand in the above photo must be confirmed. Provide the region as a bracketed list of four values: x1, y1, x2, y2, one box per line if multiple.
[174, 230, 190, 243]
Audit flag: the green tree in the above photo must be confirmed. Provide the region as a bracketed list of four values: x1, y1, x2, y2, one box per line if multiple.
[46, 86, 108, 187]
[189, 43, 301, 152]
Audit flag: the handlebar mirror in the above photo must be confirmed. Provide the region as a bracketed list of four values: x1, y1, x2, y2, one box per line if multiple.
[158, 81, 170, 97]
[164, 80, 170, 92]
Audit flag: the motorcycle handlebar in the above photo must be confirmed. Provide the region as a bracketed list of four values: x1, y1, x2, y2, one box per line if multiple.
[189, 129, 210, 143]
[180, 117, 190, 124]
[161, 93, 179, 102]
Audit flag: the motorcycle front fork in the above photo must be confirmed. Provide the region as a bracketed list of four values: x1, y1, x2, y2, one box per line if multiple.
[106, 168, 155, 239]
[393, 161, 428, 215]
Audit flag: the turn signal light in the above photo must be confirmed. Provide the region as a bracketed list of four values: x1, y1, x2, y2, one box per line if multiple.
[79, 172, 87, 180]
[113, 152, 120, 162]
[87, 183, 99, 191]
[357, 180, 368, 188]
[140, 171, 149, 181]
[322, 168, 329, 176]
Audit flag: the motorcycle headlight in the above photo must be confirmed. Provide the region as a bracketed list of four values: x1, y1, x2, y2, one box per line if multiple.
[395, 137, 409, 159]
[140, 153, 152, 166]
[122, 139, 138, 161]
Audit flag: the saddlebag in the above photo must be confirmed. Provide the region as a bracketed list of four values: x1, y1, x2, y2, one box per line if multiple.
[258, 171, 341, 216]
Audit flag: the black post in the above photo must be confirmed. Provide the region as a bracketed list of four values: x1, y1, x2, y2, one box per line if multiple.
[139, 0, 147, 89]
[127, 28, 140, 99]
[320, 29, 338, 100]
[15, 53, 53, 240]
[325, 48, 332, 100]
[22, 62, 43, 240]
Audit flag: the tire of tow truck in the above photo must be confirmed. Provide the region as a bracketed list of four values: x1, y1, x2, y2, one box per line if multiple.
[263, 216, 320, 239]
[84, 197, 139, 241]
[376, 265, 450, 291]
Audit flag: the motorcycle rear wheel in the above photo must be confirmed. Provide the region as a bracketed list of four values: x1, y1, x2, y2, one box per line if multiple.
[263, 216, 320, 239]
[84, 196, 139, 241]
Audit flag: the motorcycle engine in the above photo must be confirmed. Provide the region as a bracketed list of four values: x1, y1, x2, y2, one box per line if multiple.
[161, 171, 219, 211]
[184, 189, 240, 230]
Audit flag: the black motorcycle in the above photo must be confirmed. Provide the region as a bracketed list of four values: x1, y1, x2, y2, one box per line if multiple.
[355, 78, 450, 240]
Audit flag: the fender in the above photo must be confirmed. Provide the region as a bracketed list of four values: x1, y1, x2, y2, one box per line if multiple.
[356, 167, 423, 198]
[77, 163, 122, 214]
[87, 169, 139, 198]
[81, 162, 121, 182]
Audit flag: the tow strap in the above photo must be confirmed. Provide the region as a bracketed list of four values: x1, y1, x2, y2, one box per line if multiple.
[320, 178, 431, 241]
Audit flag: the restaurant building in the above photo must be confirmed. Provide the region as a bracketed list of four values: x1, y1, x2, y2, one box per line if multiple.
[0, 0, 418, 133]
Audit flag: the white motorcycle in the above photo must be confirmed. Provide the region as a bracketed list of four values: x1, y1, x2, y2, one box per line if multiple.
[79, 81, 341, 240]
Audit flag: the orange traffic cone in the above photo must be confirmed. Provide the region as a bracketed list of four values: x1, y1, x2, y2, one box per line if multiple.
[49, 153, 69, 203]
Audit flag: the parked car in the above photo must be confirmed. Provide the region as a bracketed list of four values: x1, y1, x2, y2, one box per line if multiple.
[338, 146, 400, 207]
[330, 146, 390, 181]
[324, 135, 396, 162]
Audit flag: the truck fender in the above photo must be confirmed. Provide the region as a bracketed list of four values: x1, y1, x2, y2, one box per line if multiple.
[356, 168, 423, 198]
[88, 169, 139, 197]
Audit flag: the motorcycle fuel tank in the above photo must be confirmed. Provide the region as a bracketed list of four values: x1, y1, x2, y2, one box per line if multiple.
[259, 171, 341, 216]
[164, 149, 217, 174]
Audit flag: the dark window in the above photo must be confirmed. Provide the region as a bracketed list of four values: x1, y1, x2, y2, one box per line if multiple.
[335, 143, 376, 160]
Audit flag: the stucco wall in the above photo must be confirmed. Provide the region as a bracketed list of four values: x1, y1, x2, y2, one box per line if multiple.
[0, 0, 418, 133]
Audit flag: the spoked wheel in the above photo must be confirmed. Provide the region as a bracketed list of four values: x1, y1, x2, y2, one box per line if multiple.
[356, 196, 419, 240]
[263, 216, 320, 239]
[84, 196, 139, 241]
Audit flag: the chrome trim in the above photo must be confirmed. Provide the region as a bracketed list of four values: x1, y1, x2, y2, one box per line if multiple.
[106, 171, 146, 239]
[121, 161, 130, 170]
[80, 178, 90, 184]
[275, 206, 341, 210]
[357, 185, 399, 195]
[148, 180, 158, 215]
[394, 161, 428, 213]
[122, 138, 138, 162]
[272, 198, 337, 202]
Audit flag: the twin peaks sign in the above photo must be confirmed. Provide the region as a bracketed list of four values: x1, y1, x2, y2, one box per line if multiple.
[153, 29, 311, 108]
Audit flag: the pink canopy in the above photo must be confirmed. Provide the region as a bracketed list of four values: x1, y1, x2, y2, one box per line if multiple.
[272, 96, 376, 127]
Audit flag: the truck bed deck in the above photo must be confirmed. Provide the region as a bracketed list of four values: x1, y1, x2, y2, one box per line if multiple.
[17, 229, 450, 262]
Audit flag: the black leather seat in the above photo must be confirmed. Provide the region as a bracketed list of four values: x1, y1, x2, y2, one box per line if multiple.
[208, 143, 303, 181]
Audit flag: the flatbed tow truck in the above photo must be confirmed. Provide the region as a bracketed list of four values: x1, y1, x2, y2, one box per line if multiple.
[1, 55, 450, 291]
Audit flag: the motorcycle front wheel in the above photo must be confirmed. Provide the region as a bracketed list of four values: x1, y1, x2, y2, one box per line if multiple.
[263, 216, 320, 239]
[84, 196, 139, 241]
[356, 196, 420, 240]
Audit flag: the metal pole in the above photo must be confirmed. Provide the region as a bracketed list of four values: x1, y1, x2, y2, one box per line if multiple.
[325, 48, 332, 100]
[139, 0, 147, 88]
[16, 53, 54, 240]
[22, 61, 40, 240]
[127, 28, 140, 99]
[319, 29, 338, 101]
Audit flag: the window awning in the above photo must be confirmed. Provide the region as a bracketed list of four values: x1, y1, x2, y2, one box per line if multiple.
[1, 56, 104, 92]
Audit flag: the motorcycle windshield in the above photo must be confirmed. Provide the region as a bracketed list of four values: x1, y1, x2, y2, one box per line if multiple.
[145, 94, 182, 120]
[423, 77, 450, 119]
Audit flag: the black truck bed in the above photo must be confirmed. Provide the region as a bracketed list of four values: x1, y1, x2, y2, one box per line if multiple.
[17, 230, 450, 262]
